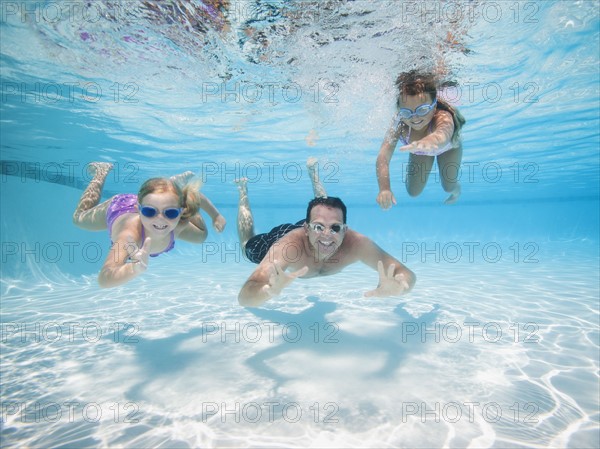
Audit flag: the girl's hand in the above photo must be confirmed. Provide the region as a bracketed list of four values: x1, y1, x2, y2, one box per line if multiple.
[364, 261, 410, 297]
[130, 237, 151, 274]
[399, 138, 439, 154]
[212, 214, 226, 232]
[377, 190, 397, 209]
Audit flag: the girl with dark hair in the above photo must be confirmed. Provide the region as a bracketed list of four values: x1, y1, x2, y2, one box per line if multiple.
[376, 70, 466, 207]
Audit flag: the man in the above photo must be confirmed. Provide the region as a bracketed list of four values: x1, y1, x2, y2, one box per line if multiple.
[234, 159, 416, 307]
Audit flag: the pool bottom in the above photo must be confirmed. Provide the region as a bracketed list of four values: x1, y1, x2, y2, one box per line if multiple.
[1, 241, 598, 448]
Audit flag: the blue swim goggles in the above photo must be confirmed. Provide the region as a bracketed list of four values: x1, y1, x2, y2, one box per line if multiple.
[138, 204, 182, 220]
[396, 99, 437, 120]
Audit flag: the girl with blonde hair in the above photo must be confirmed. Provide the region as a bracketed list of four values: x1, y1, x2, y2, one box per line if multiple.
[73, 162, 226, 287]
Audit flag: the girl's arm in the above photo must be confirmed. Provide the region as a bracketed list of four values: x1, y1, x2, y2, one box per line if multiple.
[199, 193, 226, 232]
[98, 228, 150, 288]
[376, 124, 401, 209]
[400, 110, 455, 154]
[176, 193, 226, 243]
[176, 213, 208, 243]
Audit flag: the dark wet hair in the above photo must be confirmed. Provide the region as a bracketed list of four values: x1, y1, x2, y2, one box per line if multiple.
[396, 70, 438, 103]
[396, 70, 466, 146]
[306, 196, 347, 224]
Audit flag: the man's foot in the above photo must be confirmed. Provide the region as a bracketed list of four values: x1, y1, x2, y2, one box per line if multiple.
[305, 129, 319, 147]
[307, 157, 327, 198]
[306, 156, 318, 171]
[235, 177, 248, 194]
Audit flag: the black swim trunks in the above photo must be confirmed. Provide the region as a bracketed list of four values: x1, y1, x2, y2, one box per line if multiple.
[245, 219, 306, 264]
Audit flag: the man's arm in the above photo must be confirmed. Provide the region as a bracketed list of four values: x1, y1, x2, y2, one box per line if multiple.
[238, 266, 274, 307]
[238, 235, 308, 307]
[350, 232, 416, 296]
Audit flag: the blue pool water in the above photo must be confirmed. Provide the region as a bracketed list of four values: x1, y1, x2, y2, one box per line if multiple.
[1, 1, 599, 448]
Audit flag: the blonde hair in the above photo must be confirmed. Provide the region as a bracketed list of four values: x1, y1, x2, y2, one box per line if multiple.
[138, 177, 203, 220]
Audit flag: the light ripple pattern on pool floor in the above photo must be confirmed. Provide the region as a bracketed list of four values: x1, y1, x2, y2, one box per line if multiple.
[1, 241, 598, 448]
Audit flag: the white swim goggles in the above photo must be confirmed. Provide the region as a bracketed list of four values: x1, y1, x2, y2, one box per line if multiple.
[396, 99, 437, 120]
[308, 222, 347, 235]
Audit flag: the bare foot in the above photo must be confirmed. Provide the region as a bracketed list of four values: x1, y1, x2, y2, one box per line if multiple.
[305, 129, 319, 147]
[444, 183, 461, 204]
[170, 170, 195, 187]
[306, 156, 318, 170]
[87, 162, 113, 179]
[235, 177, 248, 193]
[306, 157, 327, 198]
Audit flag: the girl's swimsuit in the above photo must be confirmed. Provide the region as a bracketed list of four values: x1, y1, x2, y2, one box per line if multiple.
[395, 117, 455, 157]
[106, 194, 175, 257]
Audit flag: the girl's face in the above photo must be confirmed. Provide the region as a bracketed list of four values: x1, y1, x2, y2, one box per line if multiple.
[138, 192, 181, 237]
[398, 92, 436, 131]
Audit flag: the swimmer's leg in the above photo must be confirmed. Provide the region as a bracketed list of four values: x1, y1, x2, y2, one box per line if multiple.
[170, 170, 195, 187]
[170, 170, 210, 235]
[72, 162, 114, 230]
[437, 145, 463, 204]
[306, 157, 327, 198]
[405, 154, 435, 197]
[235, 178, 255, 253]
